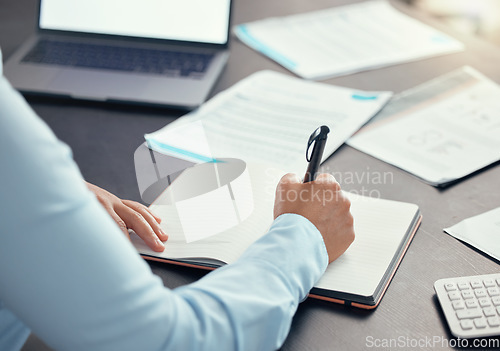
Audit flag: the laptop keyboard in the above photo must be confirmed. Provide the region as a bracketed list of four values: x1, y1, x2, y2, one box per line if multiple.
[21, 40, 214, 78]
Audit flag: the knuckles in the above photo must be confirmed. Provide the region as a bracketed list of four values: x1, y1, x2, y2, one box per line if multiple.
[330, 181, 341, 191]
[342, 196, 351, 209]
[117, 219, 128, 231]
[279, 173, 299, 185]
[345, 214, 355, 230]
[130, 210, 145, 223]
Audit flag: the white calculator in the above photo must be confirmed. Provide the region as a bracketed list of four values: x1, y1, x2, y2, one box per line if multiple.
[434, 273, 500, 338]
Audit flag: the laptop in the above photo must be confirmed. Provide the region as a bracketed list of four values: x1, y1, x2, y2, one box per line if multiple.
[4, 0, 232, 110]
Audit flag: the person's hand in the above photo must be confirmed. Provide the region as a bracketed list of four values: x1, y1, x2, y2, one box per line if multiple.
[274, 173, 354, 263]
[86, 182, 167, 252]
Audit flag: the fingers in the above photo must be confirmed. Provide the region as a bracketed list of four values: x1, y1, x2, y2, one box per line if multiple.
[86, 182, 167, 251]
[123, 200, 168, 241]
[279, 172, 338, 186]
[315, 173, 336, 183]
[109, 212, 130, 237]
[143, 206, 162, 224]
[315, 173, 341, 193]
[279, 173, 301, 185]
[115, 204, 166, 252]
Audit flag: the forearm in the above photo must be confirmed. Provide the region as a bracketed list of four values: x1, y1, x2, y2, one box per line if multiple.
[169, 214, 328, 350]
[1, 205, 327, 351]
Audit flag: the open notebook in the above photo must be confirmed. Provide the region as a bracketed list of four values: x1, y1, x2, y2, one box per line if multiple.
[131, 162, 421, 309]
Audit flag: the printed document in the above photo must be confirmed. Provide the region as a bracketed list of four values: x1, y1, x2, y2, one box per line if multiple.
[348, 66, 500, 186]
[145, 70, 392, 173]
[444, 207, 500, 262]
[234, 0, 464, 80]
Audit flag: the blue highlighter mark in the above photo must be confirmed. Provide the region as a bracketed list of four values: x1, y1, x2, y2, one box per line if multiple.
[236, 24, 297, 69]
[431, 35, 452, 44]
[352, 94, 378, 100]
[146, 138, 221, 164]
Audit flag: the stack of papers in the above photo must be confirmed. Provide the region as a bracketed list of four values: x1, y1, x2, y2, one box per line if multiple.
[145, 70, 392, 173]
[348, 66, 500, 187]
[234, 0, 464, 80]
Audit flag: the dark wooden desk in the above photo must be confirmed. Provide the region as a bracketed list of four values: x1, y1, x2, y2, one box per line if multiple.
[2, 0, 500, 350]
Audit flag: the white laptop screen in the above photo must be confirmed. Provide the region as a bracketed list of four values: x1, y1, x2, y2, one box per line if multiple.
[39, 0, 231, 45]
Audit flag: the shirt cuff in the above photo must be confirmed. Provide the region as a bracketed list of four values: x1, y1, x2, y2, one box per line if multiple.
[238, 212, 329, 302]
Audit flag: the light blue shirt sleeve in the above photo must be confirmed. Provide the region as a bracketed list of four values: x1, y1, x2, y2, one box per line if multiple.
[0, 52, 329, 351]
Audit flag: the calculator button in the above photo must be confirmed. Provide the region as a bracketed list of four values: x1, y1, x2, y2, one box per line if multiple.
[462, 291, 474, 299]
[476, 289, 487, 298]
[492, 296, 500, 306]
[458, 282, 470, 290]
[496, 278, 500, 286]
[460, 320, 474, 330]
[452, 300, 465, 310]
[474, 318, 487, 329]
[445, 283, 457, 291]
[457, 309, 483, 320]
[496, 306, 500, 315]
[471, 280, 483, 289]
[484, 279, 496, 288]
[487, 317, 500, 327]
[448, 292, 461, 300]
[466, 300, 479, 309]
[479, 298, 492, 308]
[488, 287, 500, 296]
[484, 307, 497, 317]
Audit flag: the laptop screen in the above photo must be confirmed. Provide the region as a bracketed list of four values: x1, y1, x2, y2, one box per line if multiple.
[39, 0, 231, 45]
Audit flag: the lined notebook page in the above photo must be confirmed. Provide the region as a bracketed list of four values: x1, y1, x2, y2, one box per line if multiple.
[314, 193, 419, 296]
[133, 163, 419, 298]
[131, 163, 283, 264]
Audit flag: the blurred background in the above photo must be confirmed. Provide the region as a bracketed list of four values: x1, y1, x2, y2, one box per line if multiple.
[405, 0, 500, 45]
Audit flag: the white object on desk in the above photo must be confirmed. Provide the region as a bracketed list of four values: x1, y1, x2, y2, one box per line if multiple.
[444, 207, 500, 262]
[145, 70, 392, 174]
[234, 0, 464, 80]
[154, 159, 254, 243]
[435, 273, 500, 339]
[348, 66, 500, 186]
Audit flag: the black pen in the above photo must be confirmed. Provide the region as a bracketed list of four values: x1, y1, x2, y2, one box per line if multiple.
[304, 126, 330, 183]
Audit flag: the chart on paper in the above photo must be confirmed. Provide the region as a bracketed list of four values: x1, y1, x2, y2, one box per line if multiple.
[348, 66, 500, 186]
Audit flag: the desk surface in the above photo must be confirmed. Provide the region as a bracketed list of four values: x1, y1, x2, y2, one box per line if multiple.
[2, 0, 500, 350]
